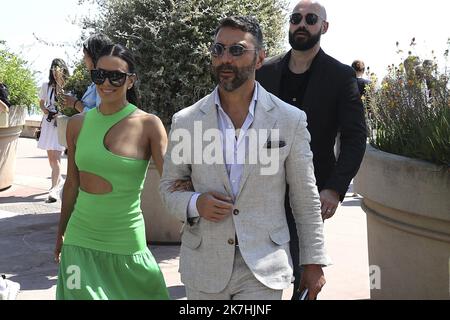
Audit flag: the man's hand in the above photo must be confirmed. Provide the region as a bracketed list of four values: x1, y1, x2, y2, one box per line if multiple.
[197, 191, 233, 222]
[62, 94, 77, 109]
[299, 264, 326, 300]
[320, 189, 340, 220]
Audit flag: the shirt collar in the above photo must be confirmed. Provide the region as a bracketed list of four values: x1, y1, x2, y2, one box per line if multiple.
[214, 83, 258, 117]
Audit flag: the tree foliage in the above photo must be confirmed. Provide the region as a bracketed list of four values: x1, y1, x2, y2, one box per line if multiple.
[80, 0, 288, 124]
[0, 43, 38, 108]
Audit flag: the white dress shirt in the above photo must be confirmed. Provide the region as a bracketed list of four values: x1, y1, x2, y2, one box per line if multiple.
[187, 84, 258, 218]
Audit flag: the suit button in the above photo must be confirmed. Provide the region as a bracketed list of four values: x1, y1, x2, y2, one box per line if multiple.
[233, 209, 239, 215]
[228, 238, 235, 245]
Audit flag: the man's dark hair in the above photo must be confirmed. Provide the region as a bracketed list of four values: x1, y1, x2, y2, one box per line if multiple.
[214, 16, 264, 49]
[83, 33, 113, 65]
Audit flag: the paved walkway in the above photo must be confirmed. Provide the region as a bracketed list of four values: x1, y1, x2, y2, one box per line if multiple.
[0, 137, 370, 300]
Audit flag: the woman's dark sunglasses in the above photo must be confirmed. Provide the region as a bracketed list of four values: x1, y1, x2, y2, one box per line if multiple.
[289, 13, 321, 26]
[91, 69, 135, 87]
[210, 43, 257, 57]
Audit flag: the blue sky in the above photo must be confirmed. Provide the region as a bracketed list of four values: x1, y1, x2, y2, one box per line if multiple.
[1, 0, 449, 85]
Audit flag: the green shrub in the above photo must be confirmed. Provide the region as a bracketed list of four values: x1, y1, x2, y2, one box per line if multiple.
[365, 41, 450, 167]
[80, 0, 288, 124]
[0, 43, 38, 108]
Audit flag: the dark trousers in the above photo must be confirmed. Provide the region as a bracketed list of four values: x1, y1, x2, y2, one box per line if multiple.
[285, 187, 302, 300]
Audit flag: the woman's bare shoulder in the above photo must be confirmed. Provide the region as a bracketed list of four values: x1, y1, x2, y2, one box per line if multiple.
[133, 109, 164, 127]
[67, 113, 86, 133]
[68, 112, 86, 124]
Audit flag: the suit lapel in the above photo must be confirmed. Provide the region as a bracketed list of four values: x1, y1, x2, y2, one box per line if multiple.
[199, 95, 233, 197]
[236, 85, 277, 201]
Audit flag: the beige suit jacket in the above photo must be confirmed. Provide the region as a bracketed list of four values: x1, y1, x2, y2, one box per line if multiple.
[159, 83, 330, 293]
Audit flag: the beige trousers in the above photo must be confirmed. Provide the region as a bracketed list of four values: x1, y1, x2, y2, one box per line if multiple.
[185, 248, 283, 300]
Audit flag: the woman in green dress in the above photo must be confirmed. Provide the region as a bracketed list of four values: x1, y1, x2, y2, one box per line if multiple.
[55, 44, 170, 300]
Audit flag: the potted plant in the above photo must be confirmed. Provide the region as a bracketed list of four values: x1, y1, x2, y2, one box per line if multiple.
[354, 40, 450, 299]
[0, 42, 38, 191]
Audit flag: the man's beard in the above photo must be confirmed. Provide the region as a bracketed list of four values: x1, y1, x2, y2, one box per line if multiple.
[212, 56, 256, 92]
[289, 27, 322, 51]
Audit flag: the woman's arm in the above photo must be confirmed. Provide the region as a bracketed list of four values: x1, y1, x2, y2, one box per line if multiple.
[63, 95, 84, 113]
[54, 114, 83, 262]
[39, 99, 49, 115]
[147, 115, 168, 176]
[39, 84, 49, 114]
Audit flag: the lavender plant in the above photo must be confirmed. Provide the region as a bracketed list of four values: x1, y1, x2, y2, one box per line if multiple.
[365, 40, 450, 167]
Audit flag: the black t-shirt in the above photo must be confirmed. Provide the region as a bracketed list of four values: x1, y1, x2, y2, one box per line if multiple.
[279, 67, 311, 110]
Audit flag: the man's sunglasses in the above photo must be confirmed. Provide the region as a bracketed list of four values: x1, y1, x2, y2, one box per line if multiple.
[289, 13, 322, 26]
[210, 43, 257, 58]
[91, 69, 135, 87]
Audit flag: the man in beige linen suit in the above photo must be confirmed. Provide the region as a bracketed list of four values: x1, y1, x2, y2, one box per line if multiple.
[160, 16, 330, 300]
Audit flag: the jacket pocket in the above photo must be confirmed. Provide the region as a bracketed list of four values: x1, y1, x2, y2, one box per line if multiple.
[181, 230, 202, 249]
[269, 226, 290, 245]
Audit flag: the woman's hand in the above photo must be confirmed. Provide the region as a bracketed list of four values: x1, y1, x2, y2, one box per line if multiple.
[54, 234, 64, 263]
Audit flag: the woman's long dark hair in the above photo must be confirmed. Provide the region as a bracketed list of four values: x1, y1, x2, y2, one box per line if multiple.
[96, 44, 141, 108]
[83, 33, 113, 66]
[48, 58, 69, 86]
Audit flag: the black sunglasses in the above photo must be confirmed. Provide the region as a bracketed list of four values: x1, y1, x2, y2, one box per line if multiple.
[289, 13, 322, 26]
[91, 69, 135, 87]
[210, 43, 257, 58]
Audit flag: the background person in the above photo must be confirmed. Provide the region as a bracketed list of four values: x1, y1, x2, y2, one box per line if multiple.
[0, 82, 11, 112]
[256, 0, 367, 299]
[351, 59, 371, 97]
[63, 33, 113, 112]
[38, 58, 70, 203]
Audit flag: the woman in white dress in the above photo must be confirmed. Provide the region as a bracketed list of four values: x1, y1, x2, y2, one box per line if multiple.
[38, 59, 69, 203]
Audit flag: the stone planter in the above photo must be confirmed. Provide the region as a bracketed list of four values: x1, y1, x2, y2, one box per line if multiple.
[56, 115, 70, 148]
[0, 106, 27, 191]
[141, 163, 182, 244]
[354, 144, 450, 299]
[20, 117, 41, 138]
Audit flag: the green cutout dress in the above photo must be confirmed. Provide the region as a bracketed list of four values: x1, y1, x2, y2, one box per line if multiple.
[56, 104, 169, 300]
